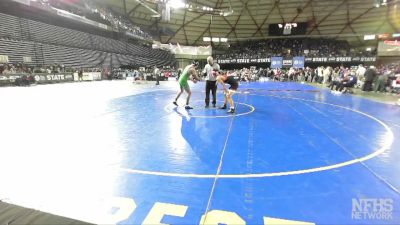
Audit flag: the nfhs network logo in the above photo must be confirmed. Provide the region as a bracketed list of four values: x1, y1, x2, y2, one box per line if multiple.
[352, 198, 393, 220]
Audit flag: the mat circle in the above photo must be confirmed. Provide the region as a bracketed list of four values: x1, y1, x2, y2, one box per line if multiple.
[121, 95, 394, 178]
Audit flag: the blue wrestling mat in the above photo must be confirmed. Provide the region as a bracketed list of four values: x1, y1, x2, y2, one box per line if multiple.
[1, 81, 399, 225]
[106, 81, 400, 224]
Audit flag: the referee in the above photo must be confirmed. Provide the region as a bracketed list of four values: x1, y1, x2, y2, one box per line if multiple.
[202, 56, 220, 108]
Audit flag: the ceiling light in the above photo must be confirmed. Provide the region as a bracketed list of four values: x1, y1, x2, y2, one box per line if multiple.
[224, 9, 234, 16]
[203, 37, 211, 42]
[212, 37, 220, 42]
[363, 34, 376, 40]
[169, 0, 185, 9]
[220, 38, 228, 42]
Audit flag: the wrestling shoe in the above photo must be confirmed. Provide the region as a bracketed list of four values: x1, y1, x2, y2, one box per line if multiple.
[219, 105, 227, 109]
[185, 105, 193, 109]
[227, 108, 235, 113]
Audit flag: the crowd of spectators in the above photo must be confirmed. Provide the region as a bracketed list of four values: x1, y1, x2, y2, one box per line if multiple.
[0, 63, 32, 74]
[0, 61, 178, 86]
[2, 60, 399, 97]
[0, 62, 77, 75]
[223, 63, 400, 95]
[34, 0, 152, 40]
[83, 0, 153, 40]
[215, 38, 376, 59]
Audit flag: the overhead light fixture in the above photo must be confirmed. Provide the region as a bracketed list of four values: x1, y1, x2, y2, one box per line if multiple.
[392, 33, 400, 38]
[212, 37, 220, 42]
[220, 38, 228, 42]
[203, 37, 211, 42]
[363, 34, 376, 40]
[366, 47, 372, 51]
[168, 0, 185, 9]
[225, 9, 234, 16]
[219, 8, 233, 16]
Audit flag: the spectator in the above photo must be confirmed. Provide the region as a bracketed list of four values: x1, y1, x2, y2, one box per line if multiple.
[374, 71, 390, 93]
[78, 68, 83, 81]
[338, 73, 357, 93]
[363, 66, 377, 92]
[154, 66, 160, 85]
[356, 64, 366, 88]
[323, 66, 331, 85]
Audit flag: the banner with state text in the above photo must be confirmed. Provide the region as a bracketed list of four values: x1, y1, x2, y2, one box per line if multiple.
[216, 56, 376, 65]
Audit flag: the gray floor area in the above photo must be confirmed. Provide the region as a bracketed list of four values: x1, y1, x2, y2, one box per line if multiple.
[0, 201, 93, 225]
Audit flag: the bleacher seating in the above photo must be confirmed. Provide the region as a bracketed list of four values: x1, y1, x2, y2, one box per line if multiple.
[0, 13, 21, 39]
[0, 12, 175, 68]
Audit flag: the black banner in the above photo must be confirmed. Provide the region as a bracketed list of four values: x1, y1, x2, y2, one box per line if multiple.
[35, 74, 74, 83]
[217, 56, 376, 64]
[0, 73, 74, 85]
[216, 58, 271, 64]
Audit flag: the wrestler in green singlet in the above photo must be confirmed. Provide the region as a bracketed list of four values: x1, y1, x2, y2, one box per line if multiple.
[173, 61, 200, 109]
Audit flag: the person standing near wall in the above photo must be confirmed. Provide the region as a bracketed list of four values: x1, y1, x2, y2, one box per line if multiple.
[154, 66, 160, 85]
[202, 56, 220, 108]
[78, 68, 83, 82]
[363, 66, 377, 92]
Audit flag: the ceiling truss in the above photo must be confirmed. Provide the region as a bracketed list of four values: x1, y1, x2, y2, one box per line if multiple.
[108, 0, 400, 45]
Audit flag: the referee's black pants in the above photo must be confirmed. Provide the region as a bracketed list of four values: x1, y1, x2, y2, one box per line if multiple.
[205, 80, 217, 106]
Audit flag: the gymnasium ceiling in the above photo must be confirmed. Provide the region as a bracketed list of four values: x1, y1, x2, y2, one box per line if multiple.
[97, 0, 400, 46]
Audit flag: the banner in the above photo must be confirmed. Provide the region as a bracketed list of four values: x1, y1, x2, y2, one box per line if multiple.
[378, 40, 400, 56]
[0, 75, 20, 84]
[293, 56, 304, 68]
[271, 57, 283, 68]
[0, 73, 74, 85]
[35, 74, 74, 83]
[282, 57, 293, 68]
[155, 43, 212, 56]
[73, 72, 102, 81]
[216, 58, 270, 64]
[55, 9, 110, 31]
[0, 55, 9, 63]
[217, 56, 376, 64]
[359, 57, 376, 62]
